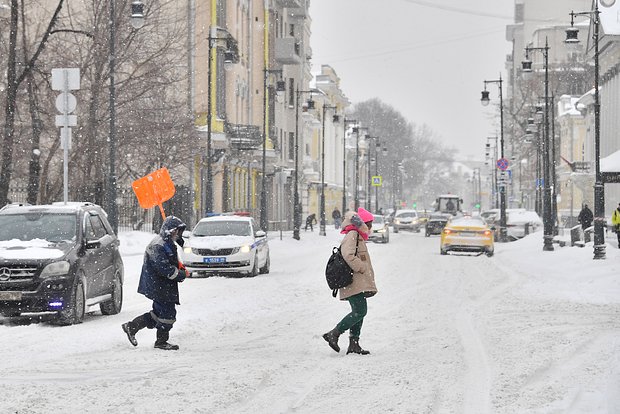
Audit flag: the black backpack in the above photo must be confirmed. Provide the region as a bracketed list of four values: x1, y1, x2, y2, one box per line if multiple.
[325, 236, 359, 297]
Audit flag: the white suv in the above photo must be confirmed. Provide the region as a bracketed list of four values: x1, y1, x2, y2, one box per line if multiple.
[392, 209, 421, 233]
[181, 215, 270, 277]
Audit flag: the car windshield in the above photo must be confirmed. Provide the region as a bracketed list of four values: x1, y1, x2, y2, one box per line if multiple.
[396, 212, 416, 218]
[373, 216, 384, 224]
[193, 220, 252, 237]
[0, 212, 77, 242]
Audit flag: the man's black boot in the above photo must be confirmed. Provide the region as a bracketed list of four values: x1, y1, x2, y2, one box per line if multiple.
[121, 315, 149, 347]
[346, 337, 370, 355]
[154, 329, 179, 350]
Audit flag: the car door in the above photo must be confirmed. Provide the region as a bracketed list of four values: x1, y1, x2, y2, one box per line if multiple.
[82, 212, 115, 297]
[251, 219, 267, 265]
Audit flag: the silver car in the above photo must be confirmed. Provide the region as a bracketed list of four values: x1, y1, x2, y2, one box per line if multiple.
[181, 216, 270, 277]
[392, 209, 421, 233]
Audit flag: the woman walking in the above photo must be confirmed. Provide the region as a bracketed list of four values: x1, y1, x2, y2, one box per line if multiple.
[323, 207, 377, 355]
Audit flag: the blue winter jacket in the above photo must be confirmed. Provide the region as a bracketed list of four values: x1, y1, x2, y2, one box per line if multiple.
[137, 216, 187, 305]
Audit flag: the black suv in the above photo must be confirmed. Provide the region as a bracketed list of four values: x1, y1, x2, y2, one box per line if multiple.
[0, 202, 124, 324]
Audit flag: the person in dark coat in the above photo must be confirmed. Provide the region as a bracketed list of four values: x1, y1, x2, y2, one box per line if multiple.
[332, 207, 342, 229]
[304, 213, 317, 231]
[122, 216, 188, 350]
[577, 204, 593, 230]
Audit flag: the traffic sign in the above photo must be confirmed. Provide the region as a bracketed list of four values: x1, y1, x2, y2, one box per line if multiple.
[371, 176, 382, 186]
[496, 157, 509, 171]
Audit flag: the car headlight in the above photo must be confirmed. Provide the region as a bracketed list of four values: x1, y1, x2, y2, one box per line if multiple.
[239, 245, 251, 253]
[40, 261, 70, 278]
[183, 246, 192, 254]
[377, 228, 386, 233]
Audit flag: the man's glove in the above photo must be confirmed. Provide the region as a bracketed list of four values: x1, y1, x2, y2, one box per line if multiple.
[178, 261, 189, 281]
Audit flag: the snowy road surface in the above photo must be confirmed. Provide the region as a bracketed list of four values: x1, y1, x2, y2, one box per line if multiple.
[1, 228, 619, 413]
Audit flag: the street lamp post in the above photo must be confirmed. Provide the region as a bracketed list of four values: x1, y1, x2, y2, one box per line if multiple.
[567, 3, 608, 259]
[107, 0, 145, 233]
[320, 104, 338, 236]
[342, 118, 357, 214]
[353, 126, 368, 211]
[365, 135, 378, 212]
[293, 88, 314, 240]
[261, 68, 284, 232]
[481, 77, 507, 242]
[523, 37, 554, 251]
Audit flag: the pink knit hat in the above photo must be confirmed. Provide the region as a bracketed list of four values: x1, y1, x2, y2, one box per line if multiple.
[357, 207, 374, 223]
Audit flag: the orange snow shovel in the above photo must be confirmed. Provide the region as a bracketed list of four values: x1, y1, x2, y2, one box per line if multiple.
[132, 167, 176, 220]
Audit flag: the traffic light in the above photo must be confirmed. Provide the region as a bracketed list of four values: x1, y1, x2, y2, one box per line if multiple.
[412, 202, 417, 209]
[475, 203, 481, 210]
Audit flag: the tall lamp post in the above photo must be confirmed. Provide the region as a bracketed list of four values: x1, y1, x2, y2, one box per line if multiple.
[320, 104, 338, 236]
[342, 118, 357, 214]
[566, 3, 609, 259]
[365, 135, 379, 211]
[107, 0, 145, 233]
[261, 68, 284, 232]
[523, 38, 554, 251]
[353, 126, 368, 211]
[205, 26, 238, 216]
[293, 88, 315, 240]
[480, 76, 507, 242]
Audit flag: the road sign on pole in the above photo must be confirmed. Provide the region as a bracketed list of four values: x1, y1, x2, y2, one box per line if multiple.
[371, 176, 382, 187]
[496, 157, 509, 171]
[52, 68, 80, 204]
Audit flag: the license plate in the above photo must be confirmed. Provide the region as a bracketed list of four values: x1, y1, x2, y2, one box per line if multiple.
[459, 231, 476, 237]
[0, 291, 22, 301]
[204, 257, 226, 264]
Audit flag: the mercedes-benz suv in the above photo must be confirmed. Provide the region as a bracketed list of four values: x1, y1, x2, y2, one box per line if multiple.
[0, 202, 124, 324]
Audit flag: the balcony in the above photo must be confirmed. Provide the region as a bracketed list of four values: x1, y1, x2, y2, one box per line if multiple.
[288, 7, 307, 19]
[225, 122, 263, 150]
[275, 37, 301, 65]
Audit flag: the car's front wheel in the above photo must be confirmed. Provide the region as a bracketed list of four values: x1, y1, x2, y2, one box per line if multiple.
[100, 271, 123, 315]
[394, 227, 399, 233]
[440, 247, 448, 255]
[259, 252, 270, 274]
[247, 254, 259, 277]
[56, 277, 85, 325]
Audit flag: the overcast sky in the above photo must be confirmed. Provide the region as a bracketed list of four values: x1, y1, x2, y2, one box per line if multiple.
[309, 0, 514, 161]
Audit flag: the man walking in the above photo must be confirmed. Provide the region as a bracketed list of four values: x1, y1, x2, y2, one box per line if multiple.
[122, 216, 188, 350]
[577, 203, 593, 230]
[332, 207, 342, 229]
[612, 203, 620, 247]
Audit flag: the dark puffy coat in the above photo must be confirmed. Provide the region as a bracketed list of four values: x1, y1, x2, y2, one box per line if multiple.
[137, 216, 186, 305]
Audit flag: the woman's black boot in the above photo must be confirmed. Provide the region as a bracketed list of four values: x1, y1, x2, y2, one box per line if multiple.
[346, 337, 370, 355]
[322, 327, 342, 353]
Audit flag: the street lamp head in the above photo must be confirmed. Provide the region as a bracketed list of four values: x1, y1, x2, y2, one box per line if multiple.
[480, 90, 490, 106]
[223, 51, 235, 71]
[275, 80, 286, 95]
[130, 1, 145, 29]
[332, 114, 340, 123]
[521, 59, 533, 73]
[565, 26, 579, 44]
[382, 147, 388, 156]
[306, 98, 315, 110]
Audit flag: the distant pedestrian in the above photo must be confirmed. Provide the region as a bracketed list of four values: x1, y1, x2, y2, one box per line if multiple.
[304, 213, 317, 231]
[613, 203, 620, 247]
[332, 207, 342, 229]
[323, 207, 377, 355]
[122, 216, 188, 350]
[577, 203, 593, 230]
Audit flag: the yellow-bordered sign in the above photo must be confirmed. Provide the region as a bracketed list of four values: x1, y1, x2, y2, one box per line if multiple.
[371, 176, 382, 187]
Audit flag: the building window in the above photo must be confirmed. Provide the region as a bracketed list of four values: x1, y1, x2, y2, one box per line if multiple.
[289, 23, 295, 37]
[288, 78, 295, 107]
[288, 132, 295, 161]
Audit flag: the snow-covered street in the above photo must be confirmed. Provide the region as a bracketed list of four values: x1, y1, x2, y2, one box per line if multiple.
[1, 228, 620, 413]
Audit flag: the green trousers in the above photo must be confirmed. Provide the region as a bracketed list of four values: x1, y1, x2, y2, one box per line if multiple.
[336, 293, 368, 338]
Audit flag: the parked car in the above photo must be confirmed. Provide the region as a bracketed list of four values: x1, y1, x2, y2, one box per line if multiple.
[505, 210, 542, 240]
[0, 202, 124, 324]
[425, 213, 449, 237]
[368, 214, 390, 243]
[440, 216, 494, 256]
[181, 215, 269, 277]
[392, 209, 421, 233]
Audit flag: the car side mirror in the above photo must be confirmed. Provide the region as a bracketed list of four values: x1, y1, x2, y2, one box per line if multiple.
[255, 230, 266, 238]
[85, 239, 101, 249]
[490, 226, 496, 231]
